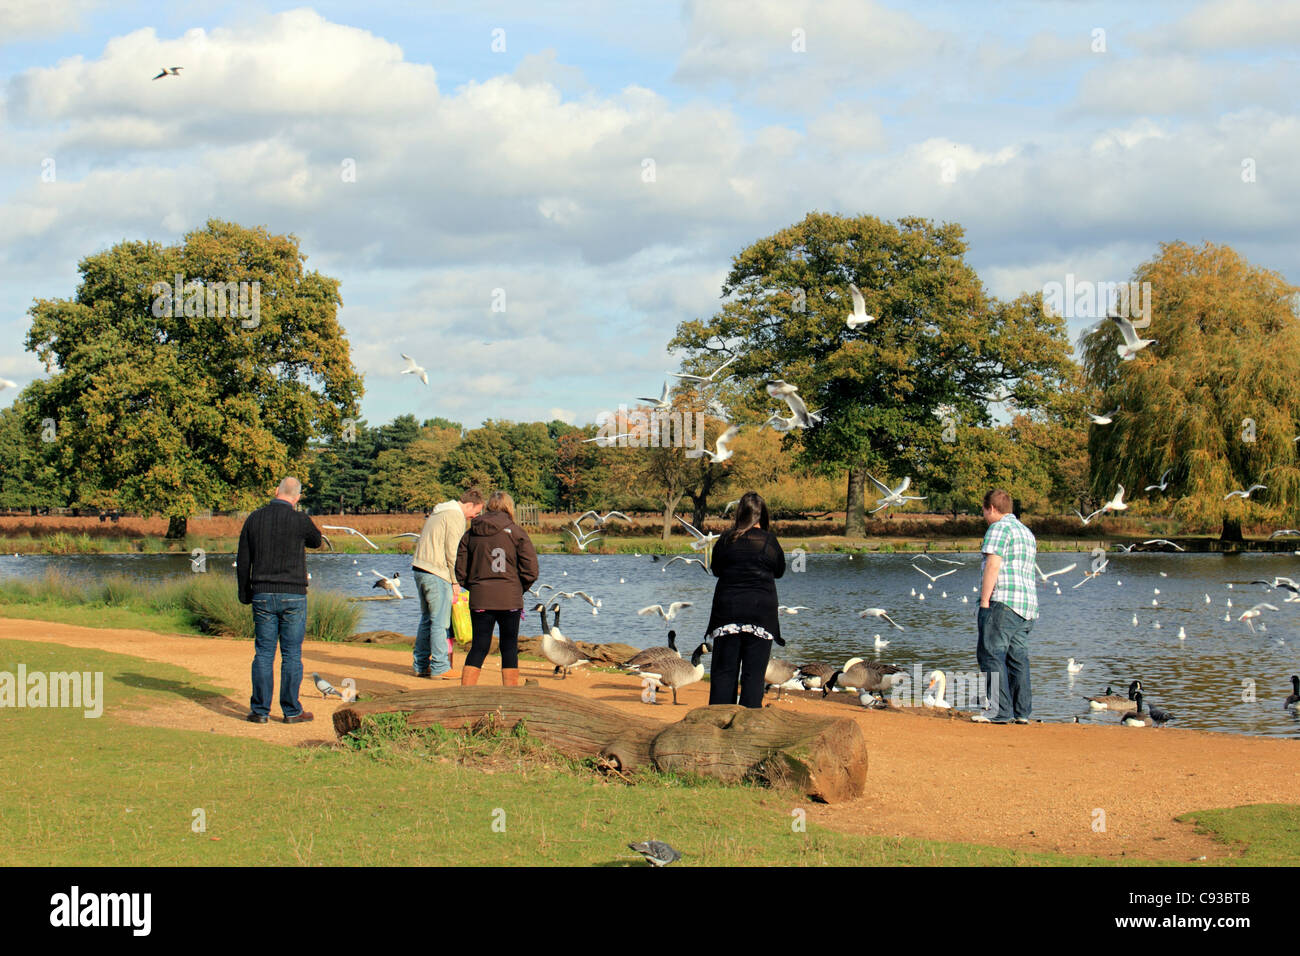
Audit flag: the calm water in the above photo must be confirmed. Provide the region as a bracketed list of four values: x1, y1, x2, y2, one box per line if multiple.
[3, 550, 1299, 738]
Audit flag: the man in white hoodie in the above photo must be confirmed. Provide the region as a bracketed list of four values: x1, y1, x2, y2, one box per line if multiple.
[411, 488, 484, 678]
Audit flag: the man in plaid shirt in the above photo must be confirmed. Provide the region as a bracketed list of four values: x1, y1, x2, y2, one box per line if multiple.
[972, 489, 1038, 724]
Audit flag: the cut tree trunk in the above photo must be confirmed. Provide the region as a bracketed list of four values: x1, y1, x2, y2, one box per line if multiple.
[334, 688, 868, 803]
[165, 515, 188, 539]
[1220, 516, 1244, 544]
[845, 464, 868, 538]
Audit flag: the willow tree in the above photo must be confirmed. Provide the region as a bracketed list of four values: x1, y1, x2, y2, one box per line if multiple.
[24, 220, 362, 536]
[668, 213, 1078, 535]
[1080, 241, 1300, 542]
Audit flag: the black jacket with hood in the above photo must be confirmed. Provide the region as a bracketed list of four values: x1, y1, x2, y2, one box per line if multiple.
[454, 509, 539, 610]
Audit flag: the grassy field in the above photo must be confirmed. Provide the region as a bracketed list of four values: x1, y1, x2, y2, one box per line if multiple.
[1, 636, 1296, 867]
[0, 570, 360, 641]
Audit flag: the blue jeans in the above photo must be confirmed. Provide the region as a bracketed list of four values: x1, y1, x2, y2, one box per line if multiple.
[413, 570, 454, 675]
[250, 592, 308, 718]
[976, 601, 1033, 719]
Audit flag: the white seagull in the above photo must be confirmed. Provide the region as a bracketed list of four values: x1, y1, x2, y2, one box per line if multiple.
[1099, 485, 1128, 514]
[858, 607, 903, 630]
[1088, 407, 1120, 425]
[322, 525, 380, 550]
[636, 382, 672, 410]
[1142, 539, 1185, 551]
[1224, 484, 1266, 501]
[152, 66, 183, 80]
[845, 283, 875, 329]
[400, 353, 429, 386]
[670, 353, 737, 385]
[576, 510, 630, 528]
[777, 605, 810, 614]
[563, 524, 603, 551]
[1144, 469, 1172, 492]
[868, 475, 927, 514]
[638, 602, 693, 621]
[676, 516, 720, 553]
[1067, 658, 1084, 674]
[1239, 603, 1278, 632]
[1112, 315, 1156, 360]
[912, 563, 957, 583]
[687, 424, 740, 463]
[765, 381, 822, 429]
[1035, 562, 1078, 583]
[662, 555, 709, 572]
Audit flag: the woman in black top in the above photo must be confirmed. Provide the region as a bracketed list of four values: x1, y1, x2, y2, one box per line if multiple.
[705, 491, 786, 708]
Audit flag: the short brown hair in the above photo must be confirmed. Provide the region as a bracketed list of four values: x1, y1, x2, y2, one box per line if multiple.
[983, 489, 1013, 514]
[486, 490, 515, 523]
[459, 487, 484, 506]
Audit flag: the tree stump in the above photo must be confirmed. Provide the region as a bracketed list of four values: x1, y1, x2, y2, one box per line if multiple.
[333, 688, 867, 803]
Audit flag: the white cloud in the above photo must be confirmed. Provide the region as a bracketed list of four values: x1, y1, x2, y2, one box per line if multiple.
[1160, 0, 1300, 50]
[0, 0, 98, 42]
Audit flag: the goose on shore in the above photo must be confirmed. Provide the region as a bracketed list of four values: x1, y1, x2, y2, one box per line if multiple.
[1084, 680, 1141, 711]
[534, 603, 588, 679]
[636, 643, 711, 705]
[796, 662, 837, 691]
[622, 630, 679, 671]
[1120, 692, 1155, 727]
[823, 658, 905, 701]
[764, 658, 799, 702]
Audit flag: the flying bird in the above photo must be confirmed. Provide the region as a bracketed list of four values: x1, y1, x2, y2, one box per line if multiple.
[1238, 603, 1278, 632]
[322, 525, 380, 550]
[765, 381, 822, 429]
[777, 605, 810, 615]
[636, 382, 672, 409]
[638, 602, 693, 621]
[867, 475, 926, 514]
[563, 523, 603, 551]
[858, 607, 903, 630]
[152, 67, 183, 80]
[912, 563, 957, 583]
[687, 423, 740, 463]
[1112, 315, 1156, 359]
[661, 555, 709, 573]
[1035, 562, 1078, 582]
[676, 516, 720, 553]
[1088, 407, 1119, 425]
[1224, 484, 1266, 501]
[845, 282, 875, 329]
[1141, 539, 1184, 551]
[670, 353, 737, 385]
[400, 353, 429, 386]
[575, 510, 630, 528]
[1144, 469, 1173, 492]
[1098, 485, 1128, 514]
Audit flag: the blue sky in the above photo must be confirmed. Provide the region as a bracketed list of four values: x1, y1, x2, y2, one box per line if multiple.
[2, 0, 1297, 428]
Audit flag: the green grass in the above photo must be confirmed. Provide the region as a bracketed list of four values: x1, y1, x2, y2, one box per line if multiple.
[0, 569, 360, 642]
[2, 637, 1294, 867]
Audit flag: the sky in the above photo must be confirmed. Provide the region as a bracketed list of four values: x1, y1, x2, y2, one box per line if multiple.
[1, 0, 1297, 429]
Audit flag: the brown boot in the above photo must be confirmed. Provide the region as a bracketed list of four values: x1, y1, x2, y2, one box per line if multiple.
[461, 666, 482, 687]
[501, 667, 520, 687]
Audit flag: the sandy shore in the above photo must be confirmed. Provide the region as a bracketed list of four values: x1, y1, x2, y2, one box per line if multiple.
[3, 616, 1297, 862]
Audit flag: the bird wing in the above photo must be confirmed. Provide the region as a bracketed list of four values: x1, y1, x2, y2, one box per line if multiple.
[781, 390, 811, 418]
[1112, 315, 1141, 347]
[709, 353, 739, 380]
[668, 602, 693, 615]
[675, 516, 705, 540]
[866, 474, 893, 496]
[637, 605, 665, 617]
[153, 69, 167, 79]
[575, 510, 600, 526]
[849, 283, 866, 316]
[605, 511, 630, 522]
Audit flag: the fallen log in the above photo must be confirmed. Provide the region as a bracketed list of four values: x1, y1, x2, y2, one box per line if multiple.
[333, 687, 867, 803]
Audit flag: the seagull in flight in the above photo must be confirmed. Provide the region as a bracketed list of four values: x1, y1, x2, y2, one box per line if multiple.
[845, 283, 875, 329]
[670, 353, 737, 385]
[554, 590, 602, 608]
[582, 432, 635, 447]
[399, 353, 429, 385]
[676, 516, 719, 552]
[1144, 469, 1172, 492]
[1268, 529, 1300, 539]
[662, 555, 709, 572]
[912, 563, 957, 583]
[687, 424, 739, 463]
[765, 381, 822, 429]
[1142, 539, 1184, 551]
[638, 602, 693, 621]
[1239, 603, 1279, 632]
[576, 510, 630, 528]
[563, 524, 603, 551]
[1088, 407, 1120, 425]
[777, 605, 810, 614]
[858, 607, 903, 629]
[636, 382, 672, 410]
[1073, 508, 1104, 525]
[868, 475, 927, 514]
[0, 377, 18, 391]
[1098, 485, 1128, 514]
[1035, 562, 1078, 582]
[322, 525, 380, 550]
[1112, 315, 1156, 360]
[1224, 484, 1266, 501]
[152, 67, 183, 80]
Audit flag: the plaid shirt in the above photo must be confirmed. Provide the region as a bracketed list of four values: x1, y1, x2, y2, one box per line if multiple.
[981, 514, 1038, 621]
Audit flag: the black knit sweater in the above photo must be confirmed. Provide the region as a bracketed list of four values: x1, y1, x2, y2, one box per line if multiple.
[236, 499, 324, 604]
[704, 527, 786, 641]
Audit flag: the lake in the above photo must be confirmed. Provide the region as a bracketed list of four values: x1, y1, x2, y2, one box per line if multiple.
[2, 549, 1298, 737]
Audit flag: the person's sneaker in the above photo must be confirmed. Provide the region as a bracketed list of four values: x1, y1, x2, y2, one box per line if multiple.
[1014, 717, 1031, 724]
[971, 712, 1009, 724]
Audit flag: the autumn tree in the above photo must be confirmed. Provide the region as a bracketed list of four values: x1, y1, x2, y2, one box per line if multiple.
[1080, 241, 1300, 542]
[23, 220, 362, 535]
[668, 213, 1077, 536]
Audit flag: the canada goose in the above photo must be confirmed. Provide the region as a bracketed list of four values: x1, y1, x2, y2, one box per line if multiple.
[923, 670, 950, 708]
[1084, 680, 1141, 711]
[764, 658, 799, 702]
[370, 570, 402, 598]
[622, 630, 680, 671]
[797, 662, 836, 690]
[823, 658, 905, 700]
[1120, 692, 1154, 727]
[637, 643, 711, 705]
[1285, 675, 1300, 711]
[533, 603, 588, 679]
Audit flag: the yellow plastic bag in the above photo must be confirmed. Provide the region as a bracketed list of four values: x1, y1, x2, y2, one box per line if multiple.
[451, 589, 472, 645]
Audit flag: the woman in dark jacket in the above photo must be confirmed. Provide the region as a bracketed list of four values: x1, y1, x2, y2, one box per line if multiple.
[705, 491, 786, 708]
[454, 490, 539, 686]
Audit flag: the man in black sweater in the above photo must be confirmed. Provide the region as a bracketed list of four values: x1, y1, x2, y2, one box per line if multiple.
[237, 477, 324, 724]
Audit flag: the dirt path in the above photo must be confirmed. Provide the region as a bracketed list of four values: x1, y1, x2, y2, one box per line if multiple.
[4, 616, 1297, 861]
